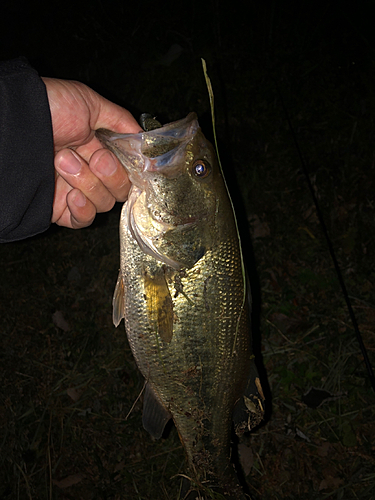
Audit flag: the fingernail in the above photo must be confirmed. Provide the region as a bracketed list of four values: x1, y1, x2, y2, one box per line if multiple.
[72, 191, 86, 207]
[98, 151, 117, 176]
[59, 150, 82, 174]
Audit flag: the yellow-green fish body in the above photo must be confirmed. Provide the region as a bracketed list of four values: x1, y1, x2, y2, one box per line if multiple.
[96, 114, 264, 498]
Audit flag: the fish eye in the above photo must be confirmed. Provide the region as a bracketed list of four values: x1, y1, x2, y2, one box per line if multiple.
[193, 159, 211, 178]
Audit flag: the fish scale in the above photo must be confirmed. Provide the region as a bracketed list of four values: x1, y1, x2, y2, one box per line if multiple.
[96, 113, 264, 499]
[121, 215, 250, 497]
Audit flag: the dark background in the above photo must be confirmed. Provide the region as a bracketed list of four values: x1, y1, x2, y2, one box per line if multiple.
[1, 1, 375, 499]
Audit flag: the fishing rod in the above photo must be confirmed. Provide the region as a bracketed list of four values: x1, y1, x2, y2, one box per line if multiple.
[275, 81, 375, 394]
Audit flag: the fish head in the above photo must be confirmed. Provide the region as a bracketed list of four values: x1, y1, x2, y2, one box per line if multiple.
[96, 113, 229, 269]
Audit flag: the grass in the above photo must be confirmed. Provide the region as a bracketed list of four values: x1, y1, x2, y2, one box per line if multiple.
[1, 1, 375, 499]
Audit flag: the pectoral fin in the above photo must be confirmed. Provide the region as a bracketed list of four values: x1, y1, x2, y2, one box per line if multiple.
[113, 271, 125, 327]
[143, 267, 173, 343]
[142, 382, 172, 439]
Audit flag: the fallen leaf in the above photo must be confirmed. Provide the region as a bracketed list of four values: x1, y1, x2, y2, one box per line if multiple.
[67, 387, 84, 402]
[249, 214, 270, 239]
[114, 460, 125, 472]
[52, 311, 70, 332]
[53, 473, 85, 488]
[302, 387, 344, 409]
[238, 443, 254, 476]
[317, 441, 331, 457]
[319, 476, 343, 491]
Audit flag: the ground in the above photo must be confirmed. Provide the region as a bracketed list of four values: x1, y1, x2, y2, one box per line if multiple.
[0, 1, 375, 499]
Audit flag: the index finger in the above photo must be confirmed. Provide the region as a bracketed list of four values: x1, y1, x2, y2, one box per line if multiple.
[89, 148, 131, 202]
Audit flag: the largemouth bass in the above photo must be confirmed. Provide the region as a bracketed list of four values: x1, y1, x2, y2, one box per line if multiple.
[96, 113, 264, 499]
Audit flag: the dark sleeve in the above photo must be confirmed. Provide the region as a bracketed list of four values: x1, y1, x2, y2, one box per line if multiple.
[0, 58, 54, 243]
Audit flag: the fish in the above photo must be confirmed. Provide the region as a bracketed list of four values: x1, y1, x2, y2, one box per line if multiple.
[96, 113, 264, 499]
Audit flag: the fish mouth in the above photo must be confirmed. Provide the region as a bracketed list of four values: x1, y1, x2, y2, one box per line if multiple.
[96, 113, 199, 180]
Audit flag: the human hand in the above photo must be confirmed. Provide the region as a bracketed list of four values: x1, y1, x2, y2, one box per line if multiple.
[42, 78, 141, 229]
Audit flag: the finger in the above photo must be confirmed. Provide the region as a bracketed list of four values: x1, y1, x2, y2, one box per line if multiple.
[52, 173, 70, 224]
[54, 189, 96, 229]
[89, 148, 131, 202]
[74, 126, 141, 164]
[92, 95, 141, 133]
[74, 135, 104, 163]
[55, 148, 116, 213]
[66, 189, 96, 229]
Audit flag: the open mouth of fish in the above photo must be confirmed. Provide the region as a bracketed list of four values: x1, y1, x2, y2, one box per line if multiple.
[96, 112, 199, 177]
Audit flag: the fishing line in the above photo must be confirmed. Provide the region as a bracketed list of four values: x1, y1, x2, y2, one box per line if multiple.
[275, 81, 375, 394]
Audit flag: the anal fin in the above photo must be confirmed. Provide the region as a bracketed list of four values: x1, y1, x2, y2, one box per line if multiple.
[142, 382, 172, 439]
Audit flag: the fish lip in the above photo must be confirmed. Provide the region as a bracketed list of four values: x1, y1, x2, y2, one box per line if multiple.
[96, 112, 199, 177]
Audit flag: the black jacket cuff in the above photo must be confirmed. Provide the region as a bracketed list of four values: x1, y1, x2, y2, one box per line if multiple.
[0, 58, 54, 242]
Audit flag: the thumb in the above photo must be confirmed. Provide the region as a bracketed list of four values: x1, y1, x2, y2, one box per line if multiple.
[93, 94, 141, 134]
